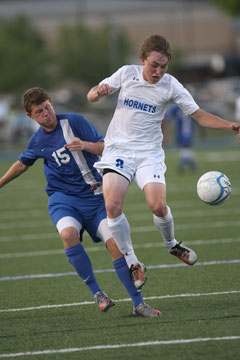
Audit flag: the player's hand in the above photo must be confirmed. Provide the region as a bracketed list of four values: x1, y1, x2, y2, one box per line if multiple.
[87, 84, 115, 102]
[231, 122, 240, 142]
[64, 137, 86, 151]
[96, 84, 112, 97]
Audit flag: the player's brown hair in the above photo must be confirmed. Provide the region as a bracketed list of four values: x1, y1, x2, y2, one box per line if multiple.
[23, 87, 52, 113]
[139, 35, 171, 61]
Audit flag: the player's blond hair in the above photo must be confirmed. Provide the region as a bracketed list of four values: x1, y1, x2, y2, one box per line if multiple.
[139, 35, 171, 61]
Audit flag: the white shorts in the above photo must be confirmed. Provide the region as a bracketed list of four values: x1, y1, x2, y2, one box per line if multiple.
[94, 146, 166, 190]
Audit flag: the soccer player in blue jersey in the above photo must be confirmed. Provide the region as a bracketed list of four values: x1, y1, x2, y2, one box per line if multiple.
[0, 87, 160, 317]
[165, 105, 197, 173]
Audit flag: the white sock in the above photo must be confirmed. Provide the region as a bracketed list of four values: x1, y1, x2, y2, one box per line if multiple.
[153, 206, 177, 251]
[107, 213, 139, 267]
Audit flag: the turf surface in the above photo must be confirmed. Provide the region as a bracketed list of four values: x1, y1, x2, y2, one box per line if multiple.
[0, 147, 239, 359]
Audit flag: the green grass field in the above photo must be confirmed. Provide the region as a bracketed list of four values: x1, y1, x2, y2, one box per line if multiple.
[0, 147, 240, 359]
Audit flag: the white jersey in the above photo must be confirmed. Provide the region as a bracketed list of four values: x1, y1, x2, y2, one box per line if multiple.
[100, 65, 199, 151]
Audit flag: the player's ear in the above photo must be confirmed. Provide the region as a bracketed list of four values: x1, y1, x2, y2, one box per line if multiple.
[26, 112, 33, 119]
[140, 58, 145, 65]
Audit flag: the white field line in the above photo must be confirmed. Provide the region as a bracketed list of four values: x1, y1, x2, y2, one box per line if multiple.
[0, 221, 239, 242]
[129, 184, 240, 195]
[0, 200, 204, 213]
[0, 290, 239, 313]
[1, 219, 240, 232]
[0, 220, 52, 230]
[0, 336, 240, 358]
[0, 233, 58, 242]
[196, 151, 240, 162]
[0, 194, 239, 214]
[128, 207, 240, 221]
[1, 206, 240, 221]
[0, 210, 45, 219]
[1, 237, 240, 259]
[0, 202, 45, 211]
[3, 207, 240, 223]
[1, 259, 240, 282]
[131, 220, 240, 232]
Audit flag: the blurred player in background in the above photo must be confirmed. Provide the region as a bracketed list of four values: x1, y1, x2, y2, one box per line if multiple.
[0, 87, 161, 318]
[87, 34, 240, 268]
[235, 95, 240, 122]
[164, 104, 197, 173]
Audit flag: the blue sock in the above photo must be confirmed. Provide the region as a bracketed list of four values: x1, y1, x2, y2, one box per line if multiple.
[113, 257, 143, 308]
[65, 243, 101, 296]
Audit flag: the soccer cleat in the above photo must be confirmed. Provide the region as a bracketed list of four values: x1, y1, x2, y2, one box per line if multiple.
[170, 241, 197, 265]
[94, 290, 115, 312]
[133, 302, 162, 317]
[130, 263, 147, 289]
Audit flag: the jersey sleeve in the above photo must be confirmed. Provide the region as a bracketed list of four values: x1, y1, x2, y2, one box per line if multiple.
[171, 77, 199, 116]
[99, 65, 127, 92]
[18, 136, 38, 166]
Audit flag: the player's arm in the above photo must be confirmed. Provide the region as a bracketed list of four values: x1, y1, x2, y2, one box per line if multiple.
[0, 160, 29, 188]
[87, 84, 116, 102]
[191, 108, 240, 133]
[161, 118, 171, 145]
[65, 137, 104, 155]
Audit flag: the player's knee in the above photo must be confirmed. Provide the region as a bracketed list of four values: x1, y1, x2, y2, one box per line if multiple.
[61, 227, 80, 249]
[105, 198, 123, 218]
[150, 200, 167, 217]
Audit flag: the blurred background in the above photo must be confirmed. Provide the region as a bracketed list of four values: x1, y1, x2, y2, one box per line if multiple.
[0, 0, 240, 156]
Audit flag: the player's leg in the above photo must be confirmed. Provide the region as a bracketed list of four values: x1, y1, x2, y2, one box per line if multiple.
[48, 195, 114, 312]
[97, 220, 161, 317]
[102, 169, 129, 218]
[102, 170, 147, 288]
[135, 164, 197, 265]
[144, 181, 176, 247]
[179, 147, 196, 173]
[97, 219, 145, 309]
[145, 182, 197, 265]
[59, 219, 114, 312]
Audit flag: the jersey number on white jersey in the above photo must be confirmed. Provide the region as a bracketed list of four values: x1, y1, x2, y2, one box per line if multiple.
[116, 158, 124, 168]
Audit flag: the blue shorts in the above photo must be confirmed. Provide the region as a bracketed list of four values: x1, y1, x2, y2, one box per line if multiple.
[48, 192, 107, 243]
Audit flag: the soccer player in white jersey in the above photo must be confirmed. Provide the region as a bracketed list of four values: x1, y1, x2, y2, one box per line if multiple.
[87, 34, 240, 268]
[0, 87, 161, 318]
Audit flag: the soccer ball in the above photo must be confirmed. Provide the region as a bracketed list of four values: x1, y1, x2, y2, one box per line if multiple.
[196, 171, 231, 205]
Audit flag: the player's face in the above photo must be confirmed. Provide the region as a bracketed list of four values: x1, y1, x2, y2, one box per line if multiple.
[141, 51, 169, 84]
[28, 100, 58, 131]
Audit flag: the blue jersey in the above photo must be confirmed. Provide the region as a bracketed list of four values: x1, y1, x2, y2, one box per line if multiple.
[18, 113, 104, 197]
[166, 105, 195, 147]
